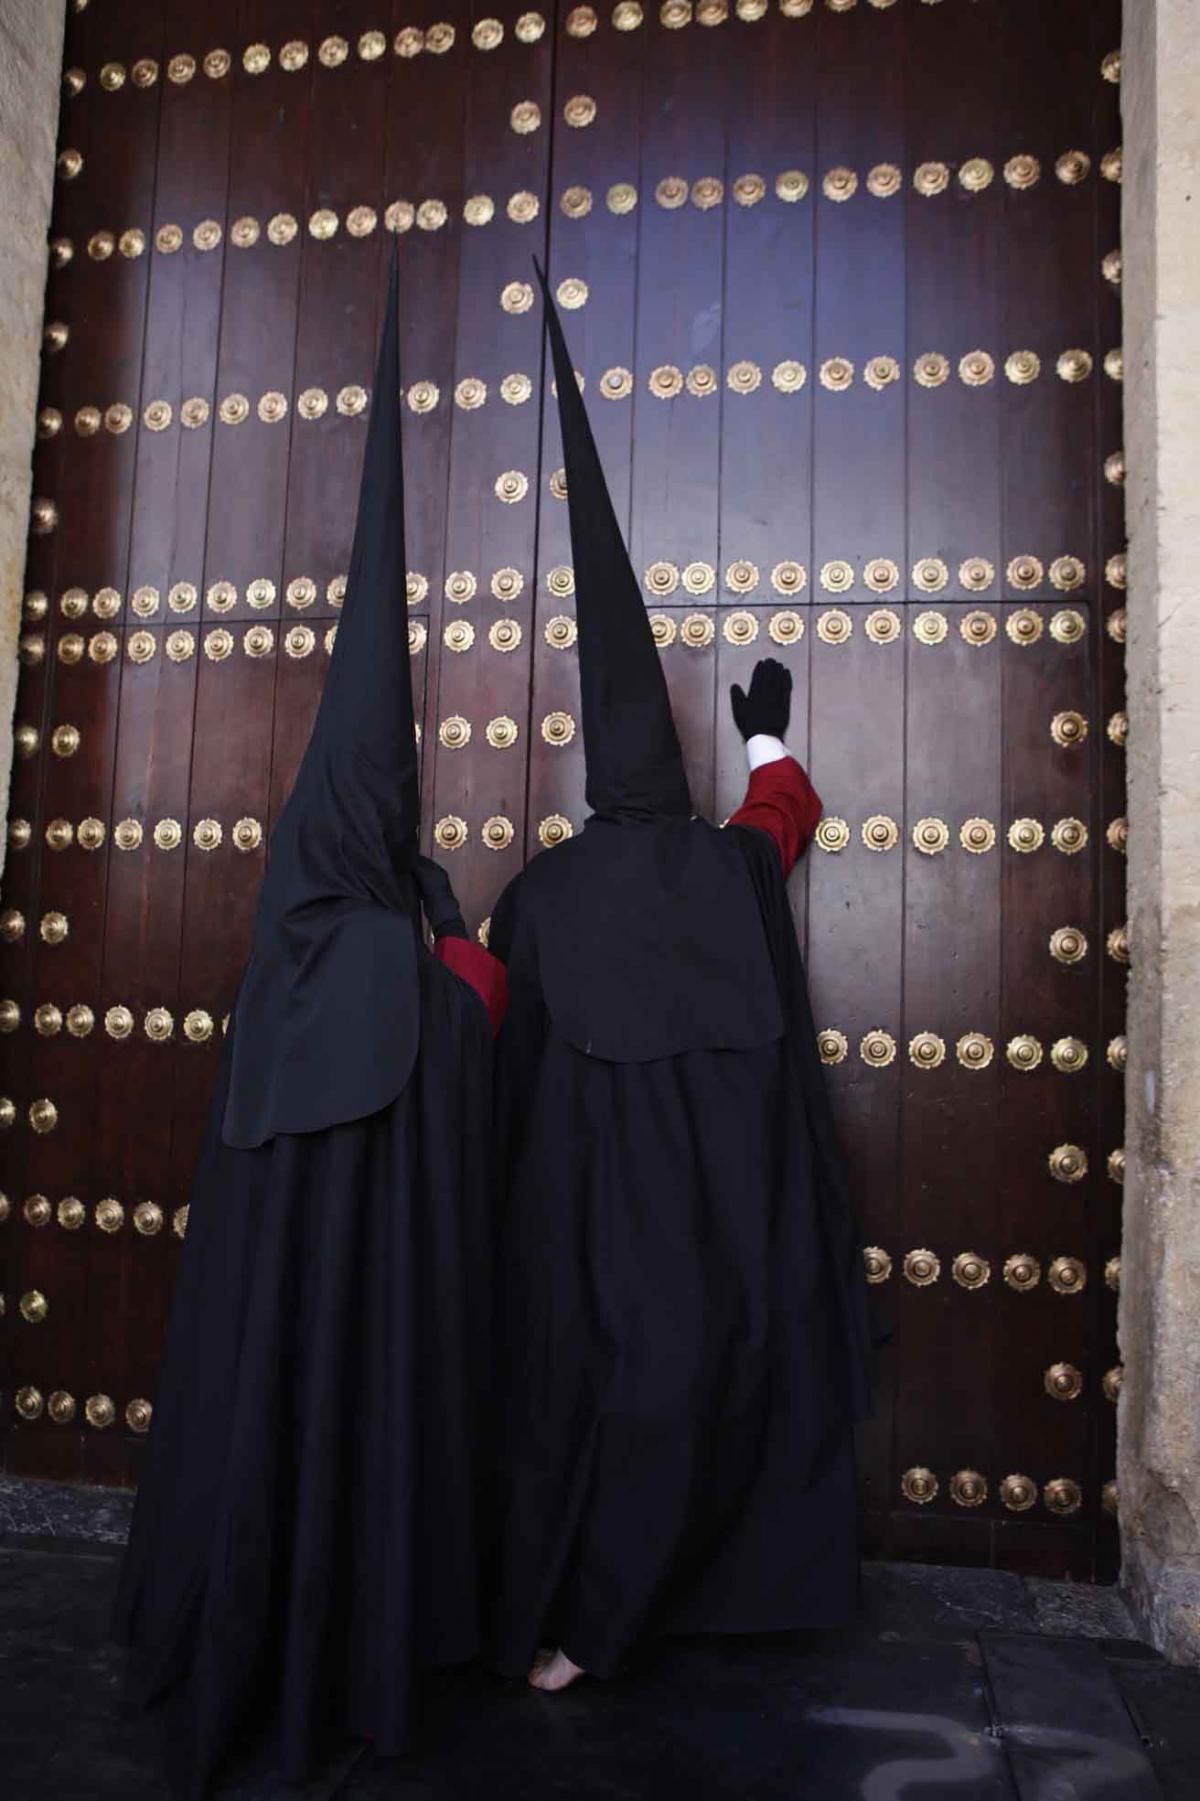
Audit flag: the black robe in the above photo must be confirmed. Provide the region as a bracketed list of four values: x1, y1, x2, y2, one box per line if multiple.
[113, 938, 494, 1795]
[488, 819, 873, 1679]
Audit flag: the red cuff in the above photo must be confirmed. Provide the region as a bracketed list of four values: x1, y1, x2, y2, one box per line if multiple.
[434, 936, 509, 1034]
[729, 756, 823, 876]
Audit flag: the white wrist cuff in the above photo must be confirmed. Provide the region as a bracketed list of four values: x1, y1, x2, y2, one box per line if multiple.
[746, 734, 789, 772]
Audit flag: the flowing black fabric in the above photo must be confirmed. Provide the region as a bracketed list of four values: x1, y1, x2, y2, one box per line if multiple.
[114, 947, 493, 1797]
[115, 251, 494, 1796]
[224, 249, 420, 1150]
[488, 822, 873, 1679]
[738, 827, 878, 1420]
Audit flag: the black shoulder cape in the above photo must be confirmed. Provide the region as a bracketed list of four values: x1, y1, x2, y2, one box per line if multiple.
[493, 816, 783, 1063]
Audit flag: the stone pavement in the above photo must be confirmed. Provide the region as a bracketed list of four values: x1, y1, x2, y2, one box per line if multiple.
[3, 1532, 1199, 1801]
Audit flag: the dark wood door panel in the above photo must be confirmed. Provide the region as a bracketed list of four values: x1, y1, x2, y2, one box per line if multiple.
[0, 0, 1123, 1575]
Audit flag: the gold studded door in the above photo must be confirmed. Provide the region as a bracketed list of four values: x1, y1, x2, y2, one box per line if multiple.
[3, 0, 1124, 1577]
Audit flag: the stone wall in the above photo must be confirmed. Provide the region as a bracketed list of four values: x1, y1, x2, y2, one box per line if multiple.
[1119, 0, 1200, 1665]
[0, 0, 65, 882]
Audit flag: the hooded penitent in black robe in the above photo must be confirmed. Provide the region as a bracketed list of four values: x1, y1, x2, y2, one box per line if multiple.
[487, 268, 875, 1681]
[113, 253, 505, 1795]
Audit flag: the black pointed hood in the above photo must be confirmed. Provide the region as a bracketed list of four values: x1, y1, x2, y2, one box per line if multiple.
[535, 260, 692, 821]
[305, 242, 419, 843]
[222, 247, 423, 1148]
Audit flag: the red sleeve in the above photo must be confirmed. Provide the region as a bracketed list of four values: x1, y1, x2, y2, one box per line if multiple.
[728, 755, 823, 877]
[433, 936, 510, 1035]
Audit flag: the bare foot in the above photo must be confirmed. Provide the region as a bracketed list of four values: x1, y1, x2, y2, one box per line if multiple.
[528, 1648, 587, 1692]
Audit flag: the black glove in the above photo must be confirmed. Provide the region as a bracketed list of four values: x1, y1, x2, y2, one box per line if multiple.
[730, 657, 792, 742]
[414, 855, 467, 941]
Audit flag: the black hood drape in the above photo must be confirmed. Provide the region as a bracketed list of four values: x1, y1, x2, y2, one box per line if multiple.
[534, 259, 691, 822]
[223, 248, 422, 1148]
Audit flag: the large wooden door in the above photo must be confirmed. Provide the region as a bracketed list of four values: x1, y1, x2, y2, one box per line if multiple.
[2, 0, 1126, 1578]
